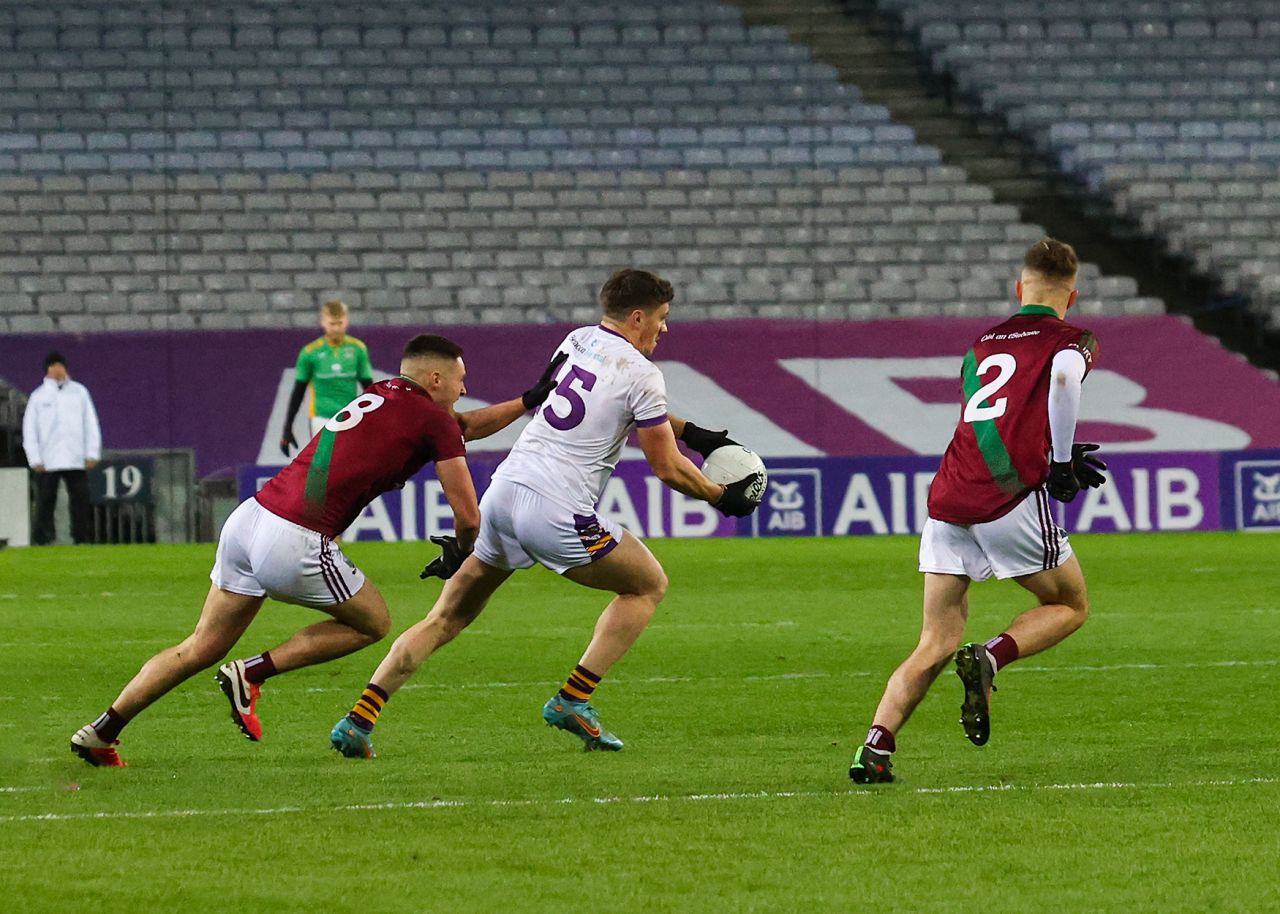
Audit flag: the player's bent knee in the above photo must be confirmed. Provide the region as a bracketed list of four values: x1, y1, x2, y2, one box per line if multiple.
[648, 567, 669, 603]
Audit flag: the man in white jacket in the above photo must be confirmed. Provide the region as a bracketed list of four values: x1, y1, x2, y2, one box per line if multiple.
[22, 352, 102, 545]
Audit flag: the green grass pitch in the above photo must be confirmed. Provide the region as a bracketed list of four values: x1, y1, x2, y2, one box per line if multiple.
[2, 533, 1277, 913]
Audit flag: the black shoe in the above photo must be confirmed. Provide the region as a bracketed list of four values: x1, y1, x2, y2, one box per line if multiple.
[955, 643, 996, 746]
[849, 745, 895, 784]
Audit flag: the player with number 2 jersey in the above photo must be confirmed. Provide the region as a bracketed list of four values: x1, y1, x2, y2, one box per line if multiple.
[927, 310, 1097, 526]
[849, 239, 1106, 786]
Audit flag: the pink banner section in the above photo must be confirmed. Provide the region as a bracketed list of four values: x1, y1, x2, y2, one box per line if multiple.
[4, 315, 1280, 476]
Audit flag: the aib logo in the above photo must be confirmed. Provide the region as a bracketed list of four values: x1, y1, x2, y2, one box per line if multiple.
[754, 470, 821, 537]
[1252, 472, 1280, 504]
[1235, 460, 1280, 531]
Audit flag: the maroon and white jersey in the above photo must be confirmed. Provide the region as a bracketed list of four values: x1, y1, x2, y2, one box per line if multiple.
[928, 306, 1099, 525]
[256, 377, 466, 537]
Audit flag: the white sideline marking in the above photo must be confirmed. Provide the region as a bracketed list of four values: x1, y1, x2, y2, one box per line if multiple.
[0, 639, 168, 649]
[2, 776, 1275, 825]
[1007, 658, 1278, 675]
[0, 786, 49, 794]
[302, 670, 845, 695]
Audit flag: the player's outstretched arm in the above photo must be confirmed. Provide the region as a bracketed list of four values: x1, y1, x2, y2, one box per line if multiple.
[455, 398, 527, 442]
[637, 422, 725, 504]
[454, 351, 569, 441]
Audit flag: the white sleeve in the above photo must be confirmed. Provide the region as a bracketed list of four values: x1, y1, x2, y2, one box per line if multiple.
[1047, 349, 1087, 462]
[22, 392, 41, 467]
[82, 386, 102, 462]
[629, 365, 669, 428]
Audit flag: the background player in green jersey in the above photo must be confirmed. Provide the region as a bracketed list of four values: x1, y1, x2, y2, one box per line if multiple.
[280, 299, 374, 456]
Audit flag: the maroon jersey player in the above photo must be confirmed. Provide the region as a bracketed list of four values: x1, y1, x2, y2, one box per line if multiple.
[850, 238, 1108, 785]
[70, 333, 566, 767]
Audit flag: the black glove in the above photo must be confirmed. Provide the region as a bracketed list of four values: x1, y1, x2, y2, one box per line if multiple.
[680, 422, 741, 459]
[522, 351, 569, 410]
[1072, 443, 1107, 489]
[1046, 460, 1080, 503]
[713, 472, 764, 518]
[279, 428, 298, 457]
[419, 535, 471, 580]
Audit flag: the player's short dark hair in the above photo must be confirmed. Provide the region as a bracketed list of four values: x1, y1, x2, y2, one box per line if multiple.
[44, 351, 66, 370]
[402, 334, 463, 362]
[599, 269, 674, 320]
[1023, 238, 1079, 284]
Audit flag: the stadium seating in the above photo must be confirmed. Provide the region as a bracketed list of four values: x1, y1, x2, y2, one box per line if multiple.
[0, 1, 1159, 330]
[878, 0, 1280, 329]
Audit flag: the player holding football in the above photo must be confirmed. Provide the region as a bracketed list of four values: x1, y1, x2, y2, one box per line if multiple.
[330, 269, 762, 758]
[849, 238, 1108, 784]
[70, 334, 566, 767]
[280, 299, 374, 456]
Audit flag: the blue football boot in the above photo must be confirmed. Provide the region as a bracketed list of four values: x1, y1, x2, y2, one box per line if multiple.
[542, 695, 624, 751]
[330, 715, 376, 759]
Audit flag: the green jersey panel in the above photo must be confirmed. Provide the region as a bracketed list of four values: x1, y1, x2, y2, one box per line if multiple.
[294, 336, 374, 419]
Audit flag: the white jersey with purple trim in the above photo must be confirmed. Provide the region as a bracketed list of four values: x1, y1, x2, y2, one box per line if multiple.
[492, 324, 668, 513]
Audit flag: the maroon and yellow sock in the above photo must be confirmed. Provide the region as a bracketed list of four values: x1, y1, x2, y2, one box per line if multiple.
[347, 683, 390, 733]
[557, 664, 601, 703]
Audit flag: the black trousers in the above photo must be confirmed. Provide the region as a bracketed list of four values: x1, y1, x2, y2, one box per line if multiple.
[33, 469, 93, 545]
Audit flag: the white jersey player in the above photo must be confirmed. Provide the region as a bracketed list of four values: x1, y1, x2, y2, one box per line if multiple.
[329, 269, 763, 760]
[479, 323, 670, 571]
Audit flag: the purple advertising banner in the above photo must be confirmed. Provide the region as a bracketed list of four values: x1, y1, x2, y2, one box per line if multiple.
[238, 447, 1272, 543]
[7, 315, 1280, 477]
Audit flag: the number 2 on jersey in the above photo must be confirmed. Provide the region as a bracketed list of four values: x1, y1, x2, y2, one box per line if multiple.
[543, 365, 598, 431]
[963, 353, 1016, 423]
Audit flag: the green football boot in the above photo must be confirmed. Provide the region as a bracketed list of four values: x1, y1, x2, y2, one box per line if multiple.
[848, 745, 895, 784]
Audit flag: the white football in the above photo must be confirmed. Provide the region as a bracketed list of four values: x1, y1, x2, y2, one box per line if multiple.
[701, 445, 768, 505]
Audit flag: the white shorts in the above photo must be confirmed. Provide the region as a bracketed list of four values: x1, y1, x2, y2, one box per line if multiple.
[210, 498, 366, 607]
[474, 477, 625, 575]
[919, 488, 1072, 582]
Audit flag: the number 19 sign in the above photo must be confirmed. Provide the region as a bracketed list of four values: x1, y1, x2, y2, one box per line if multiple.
[89, 458, 154, 504]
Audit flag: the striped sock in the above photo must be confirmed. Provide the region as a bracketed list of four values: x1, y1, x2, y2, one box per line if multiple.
[242, 651, 277, 684]
[984, 633, 1020, 674]
[347, 683, 390, 733]
[865, 724, 896, 754]
[558, 664, 601, 703]
[90, 707, 126, 743]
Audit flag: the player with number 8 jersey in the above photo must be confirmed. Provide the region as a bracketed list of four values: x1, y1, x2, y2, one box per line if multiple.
[69, 333, 565, 767]
[256, 380, 464, 538]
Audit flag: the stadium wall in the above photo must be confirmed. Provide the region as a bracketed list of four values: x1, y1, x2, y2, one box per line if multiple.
[236, 448, 1280, 540]
[3, 315, 1280, 478]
